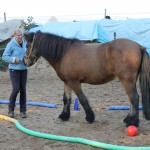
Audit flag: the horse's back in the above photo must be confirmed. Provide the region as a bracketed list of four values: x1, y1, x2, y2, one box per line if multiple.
[109, 38, 142, 66]
[58, 38, 142, 84]
[59, 42, 115, 84]
[106, 38, 142, 81]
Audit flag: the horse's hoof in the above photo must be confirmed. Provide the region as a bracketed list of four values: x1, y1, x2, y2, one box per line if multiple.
[123, 116, 139, 127]
[85, 111, 95, 123]
[58, 112, 70, 121]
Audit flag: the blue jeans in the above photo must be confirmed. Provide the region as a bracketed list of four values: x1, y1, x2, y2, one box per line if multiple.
[9, 69, 27, 112]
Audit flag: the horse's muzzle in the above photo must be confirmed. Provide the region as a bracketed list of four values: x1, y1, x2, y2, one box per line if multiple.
[23, 57, 32, 67]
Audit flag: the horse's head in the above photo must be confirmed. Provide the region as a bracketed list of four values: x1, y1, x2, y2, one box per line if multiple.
[24, 32, 39, 67]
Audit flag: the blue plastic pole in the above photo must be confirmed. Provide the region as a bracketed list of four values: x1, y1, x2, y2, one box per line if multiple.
[0, 100, 57, 108]
[108, 106, 142, 110]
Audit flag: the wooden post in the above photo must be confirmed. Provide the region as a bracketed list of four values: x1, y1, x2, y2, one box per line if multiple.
[104, 9, 107, 18]
[4, 12, 6, 22]
[114, 32, 116, 39]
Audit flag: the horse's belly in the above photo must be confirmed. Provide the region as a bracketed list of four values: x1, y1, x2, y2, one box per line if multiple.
[81, 74, 115, 85]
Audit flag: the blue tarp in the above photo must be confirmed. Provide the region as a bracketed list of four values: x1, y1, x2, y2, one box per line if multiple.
[29, 20, 111, 43]
[100, 18, 150, 54]
[29, 18, 150, 54]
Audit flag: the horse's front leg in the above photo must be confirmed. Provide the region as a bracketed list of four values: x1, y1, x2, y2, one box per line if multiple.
[77, 91, 95, 123]
[69, 81, 95, 123]
[59, 83, 72, 121]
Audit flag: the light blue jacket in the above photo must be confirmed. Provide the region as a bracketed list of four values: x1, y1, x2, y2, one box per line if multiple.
[2, 37, 27, 70]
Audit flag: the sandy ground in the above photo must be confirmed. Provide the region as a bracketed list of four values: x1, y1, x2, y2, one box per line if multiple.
[0, 58, 150, 150]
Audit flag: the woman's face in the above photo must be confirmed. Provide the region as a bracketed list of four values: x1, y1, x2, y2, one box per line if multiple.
[15, 31, 23, 44]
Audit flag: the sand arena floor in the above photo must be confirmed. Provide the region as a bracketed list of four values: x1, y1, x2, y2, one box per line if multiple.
[0, 58, 150, 150]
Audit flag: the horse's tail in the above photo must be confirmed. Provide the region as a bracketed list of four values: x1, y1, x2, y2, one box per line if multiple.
[139, 46, 150, 120]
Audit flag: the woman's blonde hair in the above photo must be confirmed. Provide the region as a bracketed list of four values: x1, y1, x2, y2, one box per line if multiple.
[14, 28, 24, 36]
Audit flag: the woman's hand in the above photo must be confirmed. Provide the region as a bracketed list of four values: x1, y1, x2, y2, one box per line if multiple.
[15, 58, 21, 64]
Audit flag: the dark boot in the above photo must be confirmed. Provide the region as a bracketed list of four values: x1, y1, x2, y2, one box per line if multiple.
[20, 112, 27, 118]
[8, 111, 15, 118]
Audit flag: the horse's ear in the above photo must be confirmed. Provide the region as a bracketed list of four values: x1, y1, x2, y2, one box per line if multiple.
[24, 32, 35, 42]
[24, 32, 28, 40]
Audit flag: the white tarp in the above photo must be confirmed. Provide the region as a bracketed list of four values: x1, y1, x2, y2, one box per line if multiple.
[0, 19, 22, 42]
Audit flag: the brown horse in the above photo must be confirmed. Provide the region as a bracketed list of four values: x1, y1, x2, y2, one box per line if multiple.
[24, 31, 150, 127]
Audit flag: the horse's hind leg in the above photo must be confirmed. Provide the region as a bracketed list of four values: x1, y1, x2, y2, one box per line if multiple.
[122, 81, 140, 127]
[59, 83, 72, 121]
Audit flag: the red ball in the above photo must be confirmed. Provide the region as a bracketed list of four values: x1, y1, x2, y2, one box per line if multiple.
[126, 125, 138, 136]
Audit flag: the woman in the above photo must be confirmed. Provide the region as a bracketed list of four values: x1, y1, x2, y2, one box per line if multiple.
[2, 28, 28, 118]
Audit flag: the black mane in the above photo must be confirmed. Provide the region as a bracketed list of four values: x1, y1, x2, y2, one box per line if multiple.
[33, 31, 82, 62]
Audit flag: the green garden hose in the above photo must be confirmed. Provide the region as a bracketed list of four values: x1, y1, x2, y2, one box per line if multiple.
[0, 114, 150, 150]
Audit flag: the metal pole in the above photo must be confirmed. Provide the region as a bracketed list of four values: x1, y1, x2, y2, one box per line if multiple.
[104, 9, 106, 18]
[4, 12, 6, 22]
